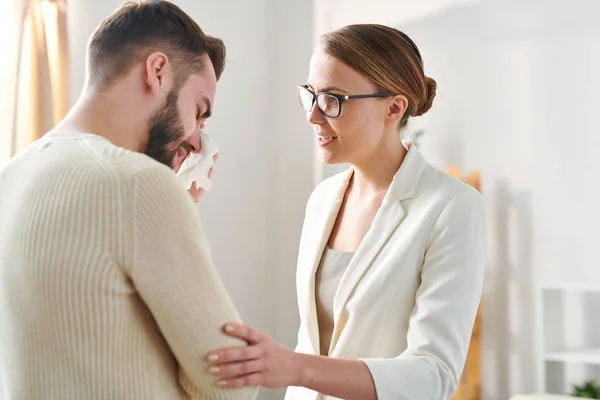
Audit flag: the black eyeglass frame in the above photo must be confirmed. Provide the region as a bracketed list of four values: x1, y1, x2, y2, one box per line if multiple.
[297, 85, 391, 118]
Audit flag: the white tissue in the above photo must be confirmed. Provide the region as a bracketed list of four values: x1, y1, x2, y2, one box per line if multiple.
[176, 132, 219, 191]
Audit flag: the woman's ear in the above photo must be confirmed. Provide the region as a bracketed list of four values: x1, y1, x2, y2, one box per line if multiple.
[386, 94, 409, 124]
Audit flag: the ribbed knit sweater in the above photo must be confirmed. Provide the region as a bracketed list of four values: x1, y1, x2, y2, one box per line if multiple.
[0, 131, 257, 400]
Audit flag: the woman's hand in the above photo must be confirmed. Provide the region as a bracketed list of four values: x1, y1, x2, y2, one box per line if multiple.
[206, 323, 302, 389]
[207, 324, 377, 400]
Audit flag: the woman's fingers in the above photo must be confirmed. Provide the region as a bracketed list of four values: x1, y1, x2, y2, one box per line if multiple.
[216, 372, 263, 389]
[207, 344, 263, 365]
[210, 359, 264, 379]
[221, 323, 263, 344]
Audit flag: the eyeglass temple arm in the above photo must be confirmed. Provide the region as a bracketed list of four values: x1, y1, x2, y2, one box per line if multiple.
[343, 93, 390, 100]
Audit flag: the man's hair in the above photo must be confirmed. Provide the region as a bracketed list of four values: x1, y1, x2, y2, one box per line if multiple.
[86, 0, 226, 89]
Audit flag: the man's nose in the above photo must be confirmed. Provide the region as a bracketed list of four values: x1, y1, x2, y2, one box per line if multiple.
[186, 133, 202, 153]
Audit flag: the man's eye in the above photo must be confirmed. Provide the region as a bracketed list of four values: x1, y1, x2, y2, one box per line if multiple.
[196, 108, 201, 120]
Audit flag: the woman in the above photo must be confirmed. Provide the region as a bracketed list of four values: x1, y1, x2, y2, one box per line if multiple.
[207, 24, 486, 400]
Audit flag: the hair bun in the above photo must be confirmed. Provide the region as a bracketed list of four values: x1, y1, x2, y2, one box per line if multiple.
[413, 77, 437, 117]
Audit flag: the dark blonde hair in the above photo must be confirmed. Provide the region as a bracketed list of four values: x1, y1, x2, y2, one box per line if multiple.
[321, 24, 436, 127]
[87, 0, 226, 90]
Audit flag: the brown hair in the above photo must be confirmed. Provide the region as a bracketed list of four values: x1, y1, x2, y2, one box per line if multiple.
[87, 0, 226, 90]
[321, 24, 436, 127]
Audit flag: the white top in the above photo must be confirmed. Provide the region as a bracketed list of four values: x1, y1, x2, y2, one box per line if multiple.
[315, 246, 354, 356]
[0, 132, 257, 400]
[287, 143, 487, 400]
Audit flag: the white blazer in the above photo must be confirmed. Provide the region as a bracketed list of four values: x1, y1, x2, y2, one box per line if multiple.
[284, 144, 487, 400]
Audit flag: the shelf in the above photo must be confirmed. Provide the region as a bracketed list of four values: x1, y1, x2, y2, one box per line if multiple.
[541, 282, 600, 292]
[544, 348, 600, 364]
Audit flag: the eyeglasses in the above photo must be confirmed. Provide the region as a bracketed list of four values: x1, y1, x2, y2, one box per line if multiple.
[297, 85, 390, 118]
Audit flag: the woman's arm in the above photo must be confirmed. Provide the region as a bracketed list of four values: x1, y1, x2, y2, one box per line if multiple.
[206, 324, 377, 400]
[361, 188, 487, 399]
[208, 188, 486, 399]
[296, 353, 377, 400]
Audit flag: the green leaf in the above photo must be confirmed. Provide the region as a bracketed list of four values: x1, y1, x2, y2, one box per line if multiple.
[570, 380, 600, 399]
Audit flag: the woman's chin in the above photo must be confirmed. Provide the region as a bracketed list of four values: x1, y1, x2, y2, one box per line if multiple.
[318, 151, 343, 165]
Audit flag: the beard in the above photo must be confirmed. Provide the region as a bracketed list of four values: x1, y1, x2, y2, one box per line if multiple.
[144, 88, 188, 168]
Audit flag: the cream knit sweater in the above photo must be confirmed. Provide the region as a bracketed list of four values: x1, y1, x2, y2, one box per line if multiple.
[0, 131, 257, 400]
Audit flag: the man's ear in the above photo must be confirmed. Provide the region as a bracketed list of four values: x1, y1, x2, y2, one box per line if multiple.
[145, 52, 171, 96]
[386, 94, 409, 125]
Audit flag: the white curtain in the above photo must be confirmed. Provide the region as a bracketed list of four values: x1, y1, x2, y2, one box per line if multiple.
[0, 0, 17, 166]
[0, 0, 70, 165]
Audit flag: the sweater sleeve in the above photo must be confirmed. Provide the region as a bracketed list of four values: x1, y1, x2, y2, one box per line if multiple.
[361, 188, 487, 400]
[128, 163, 257, 400]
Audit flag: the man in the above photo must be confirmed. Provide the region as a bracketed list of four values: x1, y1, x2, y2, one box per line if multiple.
[0, 1, 256, 399]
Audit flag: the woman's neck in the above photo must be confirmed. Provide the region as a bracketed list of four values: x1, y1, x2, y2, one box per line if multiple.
[350, 135, 407, 196]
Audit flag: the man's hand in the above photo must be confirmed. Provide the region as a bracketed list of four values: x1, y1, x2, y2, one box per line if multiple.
[188, 153, 218, 203]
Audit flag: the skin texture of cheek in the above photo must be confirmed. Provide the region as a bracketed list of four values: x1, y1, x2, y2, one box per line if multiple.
[326, 107, 387, 165]
[175, 82, 198, 137]
[181, 108, 198, 140]
[145, 89, 184, 168]
[172, 92, 201, 172]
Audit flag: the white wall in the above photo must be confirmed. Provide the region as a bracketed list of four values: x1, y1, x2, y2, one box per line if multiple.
[266, 0, 316, 348]
[66, 1, 315, 399]
[314, 0, 478, 37]
[315, 0, 600, 398]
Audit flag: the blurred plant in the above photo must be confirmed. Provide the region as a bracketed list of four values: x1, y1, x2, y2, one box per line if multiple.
[571, 380, 600, 398]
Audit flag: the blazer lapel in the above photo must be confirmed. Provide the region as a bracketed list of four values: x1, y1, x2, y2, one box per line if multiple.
[298, 169, 353, 355]
[328, 199, 406, 353]
[329, 143, 427, 354]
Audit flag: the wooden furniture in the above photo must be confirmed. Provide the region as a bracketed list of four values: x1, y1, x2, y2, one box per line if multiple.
[446, 167, 483, 400]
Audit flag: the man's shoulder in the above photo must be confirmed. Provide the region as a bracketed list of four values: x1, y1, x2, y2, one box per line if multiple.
[78, 136, 175, 185]
[108, 150, 185, 202]
[109, 147, 172, 181]
[0, 132, 179, 196]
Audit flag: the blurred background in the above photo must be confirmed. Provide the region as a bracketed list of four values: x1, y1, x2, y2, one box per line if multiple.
[1, 1, 600, 399]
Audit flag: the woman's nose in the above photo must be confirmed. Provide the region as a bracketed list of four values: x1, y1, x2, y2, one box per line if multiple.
[307, 102, 325, 125]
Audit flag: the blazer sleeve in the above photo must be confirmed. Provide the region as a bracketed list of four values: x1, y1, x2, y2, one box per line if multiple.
[361, 188, 487, 400]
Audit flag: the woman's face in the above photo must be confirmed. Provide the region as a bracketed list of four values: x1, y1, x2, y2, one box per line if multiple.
[304, 47, 404, 165]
